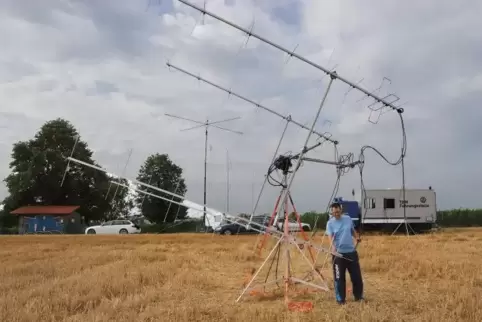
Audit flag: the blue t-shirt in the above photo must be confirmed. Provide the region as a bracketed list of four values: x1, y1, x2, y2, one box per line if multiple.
[325, 214, 356, 253]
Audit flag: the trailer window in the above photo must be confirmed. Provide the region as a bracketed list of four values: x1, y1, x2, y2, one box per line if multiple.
[383, 198, 395, 209]
[364, 198, 376, 209]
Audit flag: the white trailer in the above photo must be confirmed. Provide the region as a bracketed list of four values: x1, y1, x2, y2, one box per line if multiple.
[360, 188, 437, 231]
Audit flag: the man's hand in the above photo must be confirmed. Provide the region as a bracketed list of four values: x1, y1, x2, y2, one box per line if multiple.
[355, 237, 361, 250]
[331, 246, 342, 258]
[353, 230, 361, 243]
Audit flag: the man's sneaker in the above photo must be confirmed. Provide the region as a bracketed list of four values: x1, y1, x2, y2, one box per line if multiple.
[337, 301, 346, 305]
[354, 297, 365, 303]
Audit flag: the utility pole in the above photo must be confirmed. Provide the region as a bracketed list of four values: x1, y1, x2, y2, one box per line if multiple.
[165, 113, 243, 231]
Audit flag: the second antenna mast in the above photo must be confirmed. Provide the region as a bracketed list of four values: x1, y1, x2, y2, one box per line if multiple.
[165, 113, 243, 231]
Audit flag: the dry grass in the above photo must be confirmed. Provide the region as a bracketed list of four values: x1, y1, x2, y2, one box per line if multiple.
[0, 228, 481, 322]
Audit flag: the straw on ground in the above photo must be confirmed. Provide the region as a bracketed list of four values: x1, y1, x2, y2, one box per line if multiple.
[0, 228, 481, 322]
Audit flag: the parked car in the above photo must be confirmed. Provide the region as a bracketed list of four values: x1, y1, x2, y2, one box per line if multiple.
[214, 216, 311, 235]
[214, 221, 256, 235]
[85, 219, 141, 235]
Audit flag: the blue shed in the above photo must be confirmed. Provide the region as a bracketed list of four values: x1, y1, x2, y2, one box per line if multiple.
[11, 205, 83, 234]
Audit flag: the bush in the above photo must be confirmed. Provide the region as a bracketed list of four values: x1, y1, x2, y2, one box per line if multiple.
[300, 211, 328, 230]
[0, 226, 18, 235]
[436, 208, 482, 227]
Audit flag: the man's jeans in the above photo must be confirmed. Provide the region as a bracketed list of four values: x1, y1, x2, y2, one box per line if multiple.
[332, 251, 364, 303]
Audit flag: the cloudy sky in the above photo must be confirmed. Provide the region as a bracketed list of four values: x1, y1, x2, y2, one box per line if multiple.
[1, 0, 481, 216]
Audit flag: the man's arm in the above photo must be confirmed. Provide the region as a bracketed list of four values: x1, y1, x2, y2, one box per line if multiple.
[350, 217, 361, 243]
[325, 220, 332, 237]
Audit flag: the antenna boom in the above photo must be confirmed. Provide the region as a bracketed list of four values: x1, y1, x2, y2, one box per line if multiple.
[176, 0, 403, 113]
[167, 62, 337, 144]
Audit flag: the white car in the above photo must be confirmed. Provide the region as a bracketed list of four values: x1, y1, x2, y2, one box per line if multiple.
[282, 220, 311, 232]
[265, 220, 311, 233]
[85, 219, 141, 235]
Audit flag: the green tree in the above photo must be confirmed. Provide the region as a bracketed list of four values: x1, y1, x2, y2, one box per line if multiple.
[0, 203, 17, 230]
[135, 153, 187, 223]
[1, 118, 123, 225]
[301, 211, 329, 229]
[103, 177, 135, 221]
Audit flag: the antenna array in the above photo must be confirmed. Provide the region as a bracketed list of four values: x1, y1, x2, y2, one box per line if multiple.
[176, 0, 406, 114]
[164, 113, 243, 230]
[171, 0, 408, 234]
[58, 0, 412, 313]
[166, 63, 337, 144]
[164, 0, 411, 308]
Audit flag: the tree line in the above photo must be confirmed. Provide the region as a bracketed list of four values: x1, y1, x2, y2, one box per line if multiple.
[0, 118, 188, 230]
[436, 209, 482, 227]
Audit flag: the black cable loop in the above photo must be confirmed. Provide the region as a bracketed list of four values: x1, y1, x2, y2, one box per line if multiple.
[310, 111, 407, 239]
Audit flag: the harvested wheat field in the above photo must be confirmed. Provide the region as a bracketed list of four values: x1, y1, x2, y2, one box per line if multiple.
[0, 228, 481, 322]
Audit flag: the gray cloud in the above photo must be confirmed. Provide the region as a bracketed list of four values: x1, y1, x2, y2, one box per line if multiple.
[0, 60, 38, 83]
[0, 0, 481, 215]
[86, 81, 119, 96]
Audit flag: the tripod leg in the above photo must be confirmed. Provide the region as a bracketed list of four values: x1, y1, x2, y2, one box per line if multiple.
[292, 239, 329, 288]
[255, 192, 282, 255]
[288, 193, 307, 238]
[283, 202, 291, 304]
[287, 193, 330, 284]
[284, 240, 291, 304]
[237, 236, 283, 302]
[256, 173, 291, 255]
[288, 193, 317, 264]
[263, 240, 281, 288]
[408, 223, 417, 235]
[274, 240, 281, 287]
[391, 222, 403, 235]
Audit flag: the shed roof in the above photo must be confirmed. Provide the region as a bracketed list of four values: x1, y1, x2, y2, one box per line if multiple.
[10, 205, 80, 215]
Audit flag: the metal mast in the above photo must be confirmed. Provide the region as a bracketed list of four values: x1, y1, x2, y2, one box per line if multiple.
[165, 113, 243, 230]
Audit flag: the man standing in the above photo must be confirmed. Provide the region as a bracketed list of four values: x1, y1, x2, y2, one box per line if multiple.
[325, 202, 364, 305]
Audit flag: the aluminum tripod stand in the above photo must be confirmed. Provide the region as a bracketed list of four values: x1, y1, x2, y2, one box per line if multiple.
[237, 173, 331, 305]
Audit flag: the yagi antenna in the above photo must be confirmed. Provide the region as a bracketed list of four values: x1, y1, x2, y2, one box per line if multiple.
[166, 62, 338, 145]
[176, 0, 405, 115]
[107, 173, 338, 258]
[163, 178, 183, 223]
[60, 134, 79, 187]
[64, 156, 285, 238]
[165, 112, 243, 231]
[367, 93, 401, 124]
[167, 0, 410, 306]
[111, 148, 133, 202]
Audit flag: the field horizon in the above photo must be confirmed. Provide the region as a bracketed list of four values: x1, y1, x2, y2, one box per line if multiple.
[1, 228, 481, 321]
